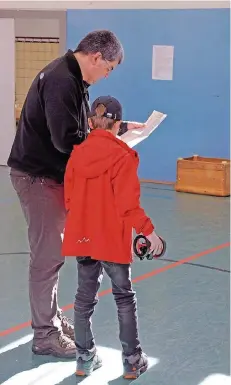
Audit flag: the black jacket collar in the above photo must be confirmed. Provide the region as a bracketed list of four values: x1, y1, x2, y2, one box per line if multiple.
[65, 50, 90, 96]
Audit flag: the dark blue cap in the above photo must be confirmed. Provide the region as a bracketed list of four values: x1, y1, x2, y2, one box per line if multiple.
[90, 95, 122, 121]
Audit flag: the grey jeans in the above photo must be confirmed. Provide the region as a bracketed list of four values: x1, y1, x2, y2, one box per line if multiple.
[75, 258, 142, 359]
[10, 168, 66, 339]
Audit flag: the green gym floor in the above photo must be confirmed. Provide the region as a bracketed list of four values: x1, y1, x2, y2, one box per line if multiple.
[0, 165, 230, 385]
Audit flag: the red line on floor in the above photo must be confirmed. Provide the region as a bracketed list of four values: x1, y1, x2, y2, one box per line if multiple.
[0, 242, 229, 338]
[132, 242, 230, 283]
[0, 321, 31, 338]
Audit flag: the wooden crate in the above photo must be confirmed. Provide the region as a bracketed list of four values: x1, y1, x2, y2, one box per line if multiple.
[175, 155, 230, 196]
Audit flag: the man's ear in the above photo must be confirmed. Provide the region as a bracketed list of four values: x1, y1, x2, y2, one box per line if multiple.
[91, 52, 102, 65]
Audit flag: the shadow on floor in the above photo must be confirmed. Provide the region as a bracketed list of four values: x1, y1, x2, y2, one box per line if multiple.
[0, 340, 75, 384]
[58, 374, 136, 385]
[0, 339, 137, 385]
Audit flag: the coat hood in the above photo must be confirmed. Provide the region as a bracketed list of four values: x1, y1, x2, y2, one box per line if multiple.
[71, 130, 135, 179]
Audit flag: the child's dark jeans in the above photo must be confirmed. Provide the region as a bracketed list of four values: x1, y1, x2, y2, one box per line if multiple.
[74, 257, 142, 361]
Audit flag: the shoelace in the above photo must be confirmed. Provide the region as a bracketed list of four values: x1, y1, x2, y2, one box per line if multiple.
[61, 316, 74, 329]
[59, 334, 74, 348]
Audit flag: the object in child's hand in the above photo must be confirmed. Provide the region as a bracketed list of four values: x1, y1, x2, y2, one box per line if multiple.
[133, 235, 166, 260]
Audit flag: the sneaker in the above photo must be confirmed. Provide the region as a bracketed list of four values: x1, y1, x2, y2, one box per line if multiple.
[76, 354, 102, 376]
[123, 352, 148, 379]
[32, 332, 76, 358]
[60, 316, 75, 341]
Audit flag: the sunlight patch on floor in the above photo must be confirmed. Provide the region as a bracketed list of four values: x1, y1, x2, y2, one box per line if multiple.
[1, 339, 158, 385]
[199, 374, 231, 385]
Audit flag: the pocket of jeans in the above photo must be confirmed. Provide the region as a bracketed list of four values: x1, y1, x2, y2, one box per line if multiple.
[10, 174, 31, 197]
[43, 178, 63, 190]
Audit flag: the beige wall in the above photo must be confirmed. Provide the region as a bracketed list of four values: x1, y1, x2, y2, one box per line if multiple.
[15, 40, 59, 107]
[0, 18, 15, 165]
[0, 10, 65, 113]
[0, 10, 66, 54]
[15, 18, 59, 38]
[0, 1, 229, 9]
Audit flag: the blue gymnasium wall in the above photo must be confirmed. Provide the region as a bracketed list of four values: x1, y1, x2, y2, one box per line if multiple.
[67, 8, 230, 182]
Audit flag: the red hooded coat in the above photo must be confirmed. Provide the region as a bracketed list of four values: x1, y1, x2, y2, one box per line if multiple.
[61, 129, 154, 264]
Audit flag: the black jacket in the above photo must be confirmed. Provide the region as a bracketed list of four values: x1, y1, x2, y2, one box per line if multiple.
[8, 50, 128, 183]
[8, 50, 91, 183]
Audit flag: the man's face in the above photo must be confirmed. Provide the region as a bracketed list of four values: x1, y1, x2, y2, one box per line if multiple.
[87, 52, 119, 84]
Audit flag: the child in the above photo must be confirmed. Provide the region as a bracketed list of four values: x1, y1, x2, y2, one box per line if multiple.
[62, 96, 163, 379]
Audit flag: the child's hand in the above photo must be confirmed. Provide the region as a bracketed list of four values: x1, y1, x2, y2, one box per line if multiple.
[146, 231, 163, 256]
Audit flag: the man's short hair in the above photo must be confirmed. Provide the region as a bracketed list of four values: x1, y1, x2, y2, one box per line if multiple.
[74, 30, 124, 64]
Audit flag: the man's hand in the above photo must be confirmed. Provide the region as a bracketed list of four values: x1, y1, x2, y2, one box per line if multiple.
[126, 121, 146, 130]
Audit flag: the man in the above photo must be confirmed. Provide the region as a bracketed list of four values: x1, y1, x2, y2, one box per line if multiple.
[8, 30, 145, 359]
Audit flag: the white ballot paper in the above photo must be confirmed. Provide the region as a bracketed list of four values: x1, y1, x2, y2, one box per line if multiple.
[118, 110, 167, 148]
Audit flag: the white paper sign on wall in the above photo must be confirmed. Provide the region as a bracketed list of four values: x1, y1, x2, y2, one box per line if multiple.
[152, 45, 174, 81]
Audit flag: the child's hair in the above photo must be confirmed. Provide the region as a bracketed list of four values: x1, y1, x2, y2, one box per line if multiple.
[90, 104, 115, 130]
